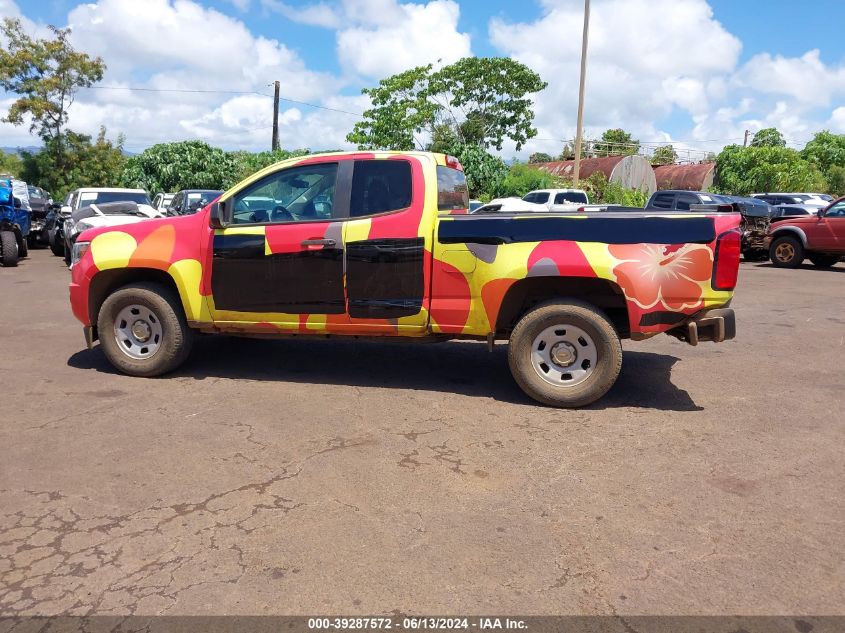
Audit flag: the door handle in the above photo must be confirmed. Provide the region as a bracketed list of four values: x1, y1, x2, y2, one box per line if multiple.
[301, 238, 336, 247]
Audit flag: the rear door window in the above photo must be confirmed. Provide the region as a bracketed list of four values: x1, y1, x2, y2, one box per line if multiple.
[436, 165, 468, 212]
[351, 160, 413, 217]
[651, 193, 675, 209]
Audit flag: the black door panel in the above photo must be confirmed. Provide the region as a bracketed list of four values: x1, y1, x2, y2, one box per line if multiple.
[212, 233, 345, 313]
[346, 237, 425, 319]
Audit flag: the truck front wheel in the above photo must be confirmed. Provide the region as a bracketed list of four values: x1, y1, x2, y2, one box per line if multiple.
[770, 235, 804, 268]
[1, 230, 19, 267]
[96, 282, 194, 377]
[508, 300, 622, 408]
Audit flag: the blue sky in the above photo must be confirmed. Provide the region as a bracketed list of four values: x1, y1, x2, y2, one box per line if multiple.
[3, 0, 845, 157]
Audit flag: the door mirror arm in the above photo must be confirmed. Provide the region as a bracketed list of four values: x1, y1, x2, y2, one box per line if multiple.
[210, 199, 231, 229]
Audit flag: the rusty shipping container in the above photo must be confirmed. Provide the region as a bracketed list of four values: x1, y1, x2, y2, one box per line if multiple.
[535, 155, 658, 196]
[653, 162, 716, 191]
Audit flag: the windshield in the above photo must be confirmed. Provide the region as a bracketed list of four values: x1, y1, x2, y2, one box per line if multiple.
[79, 191, 151, 206]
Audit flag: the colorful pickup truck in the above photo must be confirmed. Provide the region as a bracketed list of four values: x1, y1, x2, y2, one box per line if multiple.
[69, 152, 740, 407]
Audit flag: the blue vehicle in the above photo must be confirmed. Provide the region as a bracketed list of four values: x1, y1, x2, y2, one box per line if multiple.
[0, 177, 30, 267]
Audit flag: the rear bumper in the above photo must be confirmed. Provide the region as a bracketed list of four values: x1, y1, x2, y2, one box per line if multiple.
[668, 308, 736, 346]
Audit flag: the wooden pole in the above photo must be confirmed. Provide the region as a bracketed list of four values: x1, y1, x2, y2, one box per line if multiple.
[573, 0, 590, 183]
[272, 80, 280, 151]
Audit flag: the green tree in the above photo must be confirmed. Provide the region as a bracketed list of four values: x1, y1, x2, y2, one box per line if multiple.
[0, 18, 105, 173]
[348, 57, 546, 152]
[0, 149, 23, 177]
[528, 152, 554, 163]
[652, 145, 677, 165]
[448, 144, 508, 199]
[20, 127, 126, 199]
[494, 163, 561, 198]
[715, 144, 825, 195]
[119, 141, 235, 193]
[750, 127, 786, 148]
[800, 130, 845, 192]
[826, 165, 845, 196]
[593, 128, 639, 156]
[224, 148, 310, 189]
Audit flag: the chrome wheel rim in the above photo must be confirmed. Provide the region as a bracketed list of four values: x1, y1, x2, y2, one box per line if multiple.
[114, 304, 163, 360]
[531, 324, 597, 387]
[775, 243, 794, 263]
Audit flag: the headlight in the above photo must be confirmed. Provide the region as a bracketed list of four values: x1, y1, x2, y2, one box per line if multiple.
[71, 241, 90, 266]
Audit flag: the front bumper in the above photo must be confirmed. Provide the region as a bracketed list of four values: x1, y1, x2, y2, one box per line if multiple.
[668, 308, 736, 346]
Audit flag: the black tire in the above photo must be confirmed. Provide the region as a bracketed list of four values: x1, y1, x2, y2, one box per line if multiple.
[769, 235, 804, 268]
[50, 235, 64, 257]
[96, 282, 194, 377]
[508, 299, 623, 408]
[808, 254, 839, 268]
[18, 235, 28, 258]
[0, 230, 19, 267]
[27, 234, 38, 249]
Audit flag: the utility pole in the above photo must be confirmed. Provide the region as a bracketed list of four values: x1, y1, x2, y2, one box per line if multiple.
[272, 80, 280, 151]
[743, 129, 750, 147]
[572, 0, 590, 183]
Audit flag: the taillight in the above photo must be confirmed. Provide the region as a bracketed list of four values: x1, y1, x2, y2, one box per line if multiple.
[445, 155, 463, 170]
[712, 229, 741, 290]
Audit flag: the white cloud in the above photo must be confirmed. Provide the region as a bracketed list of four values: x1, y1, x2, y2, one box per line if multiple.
[336, 0, 471, 79]
[260, 0, 340, 28]
[733, 50, 845, 106]
[829, 107, 845, 134]
[490, 0, 742, 157]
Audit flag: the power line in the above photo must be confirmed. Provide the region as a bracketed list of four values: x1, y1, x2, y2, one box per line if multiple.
[80, 85, 364, 117]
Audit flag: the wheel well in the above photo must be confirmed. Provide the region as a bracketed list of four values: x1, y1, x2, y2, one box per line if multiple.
[770, 228, 805, 247]
[88, 268, 180, 327]
[495, 276, 629, 338]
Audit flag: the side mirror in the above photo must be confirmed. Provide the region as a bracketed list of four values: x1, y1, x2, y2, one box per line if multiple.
[209, 199, 231, 229]
[48, 202, 62, 212]
[817, 209, 825, 218]
[13, 197, 21, 209]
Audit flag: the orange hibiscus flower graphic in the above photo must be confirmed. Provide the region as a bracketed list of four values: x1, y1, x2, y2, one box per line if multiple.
[609, 243, 713, 311]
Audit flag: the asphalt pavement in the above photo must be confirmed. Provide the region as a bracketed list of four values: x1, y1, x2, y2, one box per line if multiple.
[1, 248, 843, 615]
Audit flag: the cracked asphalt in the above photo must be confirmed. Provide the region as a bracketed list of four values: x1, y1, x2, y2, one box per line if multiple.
[1, 248, 843, 616]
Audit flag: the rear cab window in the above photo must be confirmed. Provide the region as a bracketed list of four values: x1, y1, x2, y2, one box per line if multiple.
[651, 193, 675, 209]
[436, 166, 468, 212]
[554, 192, 588, 204]
[351, 160, 413, 217]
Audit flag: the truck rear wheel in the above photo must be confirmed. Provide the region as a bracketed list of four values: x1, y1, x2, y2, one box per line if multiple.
[508, 300, 622, 408]
[1, 230, 19, 267]
[96, 282, 194, 377]
[770, 235, 804, 268]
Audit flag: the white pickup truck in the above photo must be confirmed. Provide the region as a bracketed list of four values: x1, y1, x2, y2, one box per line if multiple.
[523, 188, 590, 210]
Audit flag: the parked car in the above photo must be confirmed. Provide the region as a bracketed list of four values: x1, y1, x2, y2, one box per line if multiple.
[765, 196, 845, 268]
[770, 204, 816, 222]
[166, 189, 222, 216]
[69, 151, 740, 408]
[523, 188, 590, 210]
[750, 193, 828, 208]
[64, 201, 164, 264]
[152, 192, 175, 213]
[0, 177, 30, 267]
[472, 197, 549, 214]
[50, 188, 153, 258]
[26, 185, 52, 247]
[0, 177, 32, 266]
[645, 190, 772, 259]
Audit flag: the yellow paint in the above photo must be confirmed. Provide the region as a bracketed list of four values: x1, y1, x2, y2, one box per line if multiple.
[344, 218, 372, 243]
[90, 231, 137, 270]
[168, 259, 210, 323]
[305, 314, 327, 330]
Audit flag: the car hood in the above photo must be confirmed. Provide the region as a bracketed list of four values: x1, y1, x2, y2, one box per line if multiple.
[71, 214, 156, 235]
